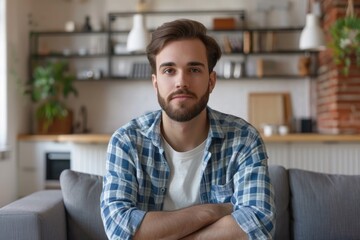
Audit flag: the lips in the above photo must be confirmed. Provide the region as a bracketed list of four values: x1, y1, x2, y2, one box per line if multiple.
[169, 90, 196, 101]
[171, 94, 193, 100]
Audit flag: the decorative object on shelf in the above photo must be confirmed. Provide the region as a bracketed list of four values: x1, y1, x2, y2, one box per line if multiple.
[311, 0, 322, 18]
[298, 55, 311, 76]
[126, 14, 150, 53]
[65, 21, 76, 32]
[256, 0, 290, 27]
[129, 62, 152, 79]
[222, 61, 245, 79]
[82, 15, 92, 32]
[136, 0, 149, 12]
[213, 18, 236, 30]
[329, 0, 360, 75]
[78, 47, 88, 56]
[299, 0, 326, 50]
[77, 69, 103, 80]
[30, 10, 317, 81]
[24, 61, 78, 134]
[248, 92, 293, 133]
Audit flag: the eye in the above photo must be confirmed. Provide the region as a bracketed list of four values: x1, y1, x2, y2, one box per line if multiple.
[189, 67, 201, 73]
[162, 68, 175, 75]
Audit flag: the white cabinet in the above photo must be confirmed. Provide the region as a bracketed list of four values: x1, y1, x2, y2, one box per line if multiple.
[17, 141, 72, 197]
[17, 138, 360, 198]
[17, 141, 107, 197]
[71, 143, 107, 176]
[266, 142, 360, 175]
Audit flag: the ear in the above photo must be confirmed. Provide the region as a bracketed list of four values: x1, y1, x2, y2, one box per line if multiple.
[152, 74, 158, 92]
[209, 71, 217, 93]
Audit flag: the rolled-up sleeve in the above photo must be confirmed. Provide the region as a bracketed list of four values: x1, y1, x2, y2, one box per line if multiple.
[100, 133, 146, 240]
[231, 135, 276, 239]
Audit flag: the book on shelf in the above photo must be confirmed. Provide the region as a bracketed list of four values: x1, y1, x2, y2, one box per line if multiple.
[130, 62, 152, 79]
[243, 31, 251, 54]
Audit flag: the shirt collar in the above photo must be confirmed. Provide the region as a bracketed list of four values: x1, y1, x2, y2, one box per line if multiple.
[141, 107, 225, 149]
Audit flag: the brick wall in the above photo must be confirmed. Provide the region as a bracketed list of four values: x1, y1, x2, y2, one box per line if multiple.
[317, 0, 360, 134]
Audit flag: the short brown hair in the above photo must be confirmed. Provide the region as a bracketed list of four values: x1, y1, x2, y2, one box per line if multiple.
[146, 19, 222, 74]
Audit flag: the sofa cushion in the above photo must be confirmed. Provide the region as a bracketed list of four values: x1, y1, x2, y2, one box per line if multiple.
[268, 165, 290, 240]
[60, 170, 107, 240]
[289, 169, 360, 240]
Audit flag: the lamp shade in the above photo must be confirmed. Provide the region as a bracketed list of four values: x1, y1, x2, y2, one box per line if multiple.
[126, 14, 150, 53]
[299, 13, 326, 50]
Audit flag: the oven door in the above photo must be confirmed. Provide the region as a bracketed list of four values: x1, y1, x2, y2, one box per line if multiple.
[45, 152, 71, 189]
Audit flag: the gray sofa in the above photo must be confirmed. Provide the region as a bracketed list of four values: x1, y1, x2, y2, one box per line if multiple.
[1, 165, 360, 240]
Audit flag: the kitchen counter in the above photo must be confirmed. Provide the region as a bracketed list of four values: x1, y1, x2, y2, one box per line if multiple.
[17, 133, 360, 143]
[17, 133, 360, 177]
[17, 134, 111, 144]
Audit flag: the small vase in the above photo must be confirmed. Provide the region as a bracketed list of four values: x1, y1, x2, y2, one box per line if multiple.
[37, 111, 73, 134]
[126, 14, 150, 53]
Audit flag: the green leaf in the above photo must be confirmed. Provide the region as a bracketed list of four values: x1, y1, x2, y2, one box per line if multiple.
[27, 60, 78, 124]
[329, 16, 360, 76]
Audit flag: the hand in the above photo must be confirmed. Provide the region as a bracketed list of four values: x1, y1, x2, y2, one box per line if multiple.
[180, 215, 248, 240]
[133, 203, 233, 240]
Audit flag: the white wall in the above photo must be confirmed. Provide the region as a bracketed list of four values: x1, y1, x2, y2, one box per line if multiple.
[0, 0, 30, 206]
[23, 0, 311, 134]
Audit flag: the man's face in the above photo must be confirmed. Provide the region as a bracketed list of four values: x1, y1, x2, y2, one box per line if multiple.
[152, 39, 216, 122]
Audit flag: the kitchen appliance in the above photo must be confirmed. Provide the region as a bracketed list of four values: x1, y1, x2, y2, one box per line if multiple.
[45, 152, 71, 189]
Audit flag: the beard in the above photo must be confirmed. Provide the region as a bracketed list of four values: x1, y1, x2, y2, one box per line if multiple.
[157, 87, 210, 122]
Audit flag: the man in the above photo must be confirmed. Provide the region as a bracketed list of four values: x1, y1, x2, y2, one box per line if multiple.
[100, 19, 275, 240]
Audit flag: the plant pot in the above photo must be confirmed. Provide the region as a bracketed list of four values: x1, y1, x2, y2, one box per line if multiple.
[37, 111, 73, 134]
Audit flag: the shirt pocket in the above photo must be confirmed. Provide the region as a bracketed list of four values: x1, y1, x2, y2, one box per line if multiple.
[210, 179, 234, 203]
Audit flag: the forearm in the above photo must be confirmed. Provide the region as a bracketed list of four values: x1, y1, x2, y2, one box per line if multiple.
[133, 203, 232, 240]
[180, 215, 248, 240]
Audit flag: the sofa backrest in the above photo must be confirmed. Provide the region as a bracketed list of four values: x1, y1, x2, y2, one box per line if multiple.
[268, 165, 290, 240]
[60, 170, 107, 240]
[61, 166, 289, 240]
[289, 168, 360, 240]
[61, 166, 360, 240]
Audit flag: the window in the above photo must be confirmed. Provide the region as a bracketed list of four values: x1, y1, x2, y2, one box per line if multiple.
[0, 0, 7, 151]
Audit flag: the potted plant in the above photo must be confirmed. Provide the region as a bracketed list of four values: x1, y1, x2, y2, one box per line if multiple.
[25, 60, 78, 134]
[329, 0, 360, 75]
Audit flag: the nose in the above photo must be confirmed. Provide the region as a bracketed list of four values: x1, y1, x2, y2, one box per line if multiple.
[175, 71, 189, 89]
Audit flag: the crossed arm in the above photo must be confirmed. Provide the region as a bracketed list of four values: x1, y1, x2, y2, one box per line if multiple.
[134, 203, 248, 240]
[101, 133, 274, 240]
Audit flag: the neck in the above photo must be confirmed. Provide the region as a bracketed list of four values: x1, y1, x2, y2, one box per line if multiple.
[161, 109, 209, 152]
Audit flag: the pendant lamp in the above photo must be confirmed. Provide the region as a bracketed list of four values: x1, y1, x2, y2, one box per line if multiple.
[299, 0, 326, 51]
[126, 14, 150, 53]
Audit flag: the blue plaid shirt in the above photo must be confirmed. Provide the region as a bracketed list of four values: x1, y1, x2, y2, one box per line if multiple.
[100, 107, 275, 239]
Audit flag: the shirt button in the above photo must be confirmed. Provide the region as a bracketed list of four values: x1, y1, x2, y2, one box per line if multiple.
[160, 188, 166, 193]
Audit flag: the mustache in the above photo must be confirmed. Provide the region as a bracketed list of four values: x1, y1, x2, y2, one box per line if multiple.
[168, 89, 197, 100]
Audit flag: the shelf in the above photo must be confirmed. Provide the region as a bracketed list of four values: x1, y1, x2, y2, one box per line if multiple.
[31, 53, 108, 59]
[109, 27, 305, 34]
[92, 75, 313, 81]
[17, 133, 360, 143]
[108, 76, 150, 80]
[30, 30, 108, 36]
[111, 52, 146, 57]
[30, 27, 304, 36]
[219, 75, 315, 80]
[209, 27, 304, 32]
[109, 10, 246, 19]
[109, 50, 317, 57]
[223, 50, 317, 55]
[29, 10, 320, 83]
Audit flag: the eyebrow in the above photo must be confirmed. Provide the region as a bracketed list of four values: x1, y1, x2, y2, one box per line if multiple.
[159, 62, 175, 69]
[158, 61, 206, 69]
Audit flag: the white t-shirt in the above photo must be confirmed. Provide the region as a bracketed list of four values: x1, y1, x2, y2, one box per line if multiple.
[162, 138, 206, 211]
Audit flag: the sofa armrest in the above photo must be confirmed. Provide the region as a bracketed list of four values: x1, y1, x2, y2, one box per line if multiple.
[0, 190, 67, 240]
